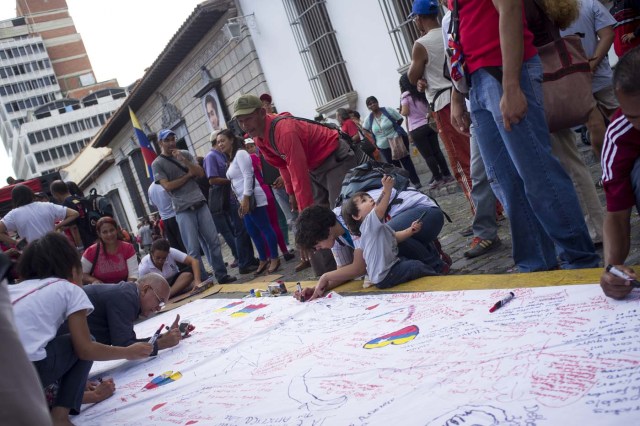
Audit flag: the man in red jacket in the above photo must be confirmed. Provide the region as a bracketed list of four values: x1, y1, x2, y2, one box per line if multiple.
[233, 94, 357, 212]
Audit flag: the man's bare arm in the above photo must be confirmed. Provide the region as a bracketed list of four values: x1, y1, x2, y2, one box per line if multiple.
[492, 0, 527, 131]
[603, 209, 632, 265]
[408, 42, 428, 85]
[157, 175, 192, 192]
[590, 26, 615, 71]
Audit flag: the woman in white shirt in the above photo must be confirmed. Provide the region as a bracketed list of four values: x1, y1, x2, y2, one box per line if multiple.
[216, 130, 281, 275]
[10, 233, 152, 425]
[139, 238, 203, 297]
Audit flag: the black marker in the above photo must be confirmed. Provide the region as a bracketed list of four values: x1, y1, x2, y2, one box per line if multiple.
[606, 265, 640, 287]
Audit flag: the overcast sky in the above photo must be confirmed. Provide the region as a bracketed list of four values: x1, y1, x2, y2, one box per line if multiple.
[0, 0, 205, 185]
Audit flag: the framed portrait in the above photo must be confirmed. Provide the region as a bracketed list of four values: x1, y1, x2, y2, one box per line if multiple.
[202, 88, 227, 132]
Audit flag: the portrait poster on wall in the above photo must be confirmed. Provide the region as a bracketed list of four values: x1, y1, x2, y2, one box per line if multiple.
[202, 88, 226, 132]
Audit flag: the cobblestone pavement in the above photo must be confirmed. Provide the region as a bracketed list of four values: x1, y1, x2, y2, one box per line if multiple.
[210, 132, 639, 287]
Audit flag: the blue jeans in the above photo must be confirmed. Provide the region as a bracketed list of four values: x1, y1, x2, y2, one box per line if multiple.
[469, 56, 599, 271]
[376, 258, 438, 289]
[470, 125, 499, 240]
[176, 203, 228, 280]
[212, 198, 255, 269]
[243, 206, 279, 261]
[34, 334, 93, 415]
[387, 206, 446, 273]
[212, 213, 238, 260]
[632, 157, 640, 214]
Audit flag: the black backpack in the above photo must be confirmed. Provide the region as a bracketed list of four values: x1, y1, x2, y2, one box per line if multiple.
[81, 189, 114, 235]
[334, 160, 411, 210]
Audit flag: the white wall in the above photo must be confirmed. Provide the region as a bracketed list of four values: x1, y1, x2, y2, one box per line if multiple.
[324, 0, 406, 115]
[238, 0, 405, 118]
[237, 0, 316, 118]
[89, 164, 137, 231]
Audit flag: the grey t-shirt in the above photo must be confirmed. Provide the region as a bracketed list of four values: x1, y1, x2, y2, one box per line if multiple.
[151, 151, 205, 212]
[560, 0, 616, 93]
[139, 224, 152, 245]
[359, 210, 399, 284]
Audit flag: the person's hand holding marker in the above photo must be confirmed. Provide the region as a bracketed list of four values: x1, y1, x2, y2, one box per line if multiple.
[601, 265, 639, 300]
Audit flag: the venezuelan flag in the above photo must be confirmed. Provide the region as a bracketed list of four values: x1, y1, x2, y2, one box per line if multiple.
[363, 325, 419, 349]
[129, 108, 157, 179]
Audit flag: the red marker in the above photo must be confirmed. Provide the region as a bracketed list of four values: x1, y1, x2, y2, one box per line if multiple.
[489, 292, 515, 313]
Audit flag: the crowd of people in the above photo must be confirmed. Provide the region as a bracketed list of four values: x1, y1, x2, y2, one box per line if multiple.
[1, 0, 640, 424]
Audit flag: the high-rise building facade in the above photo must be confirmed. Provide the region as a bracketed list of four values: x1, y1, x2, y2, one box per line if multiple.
[0, 0, 123, 179]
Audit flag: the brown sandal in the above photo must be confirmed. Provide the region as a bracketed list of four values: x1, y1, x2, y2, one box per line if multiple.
[267, 258, 281, 274]
[254, 261, 269, 276]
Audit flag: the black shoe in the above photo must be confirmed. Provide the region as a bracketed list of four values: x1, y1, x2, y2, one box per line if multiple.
[218, 275, 237, 284]
[239, 264, 259, 274]
[283, 252, 295, 261]
[459, 226, 474, 237]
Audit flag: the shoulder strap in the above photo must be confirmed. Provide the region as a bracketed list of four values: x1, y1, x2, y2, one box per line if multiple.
[367, 113, 374, 131]
[379, 107, 393, 121]
[159, 154, 189, 174]
[531, 0, 561, 43]
[430, 87, 452, 111]
[11, 278, 65, 305]
[268, 116, 346, 160]
[451, 0, 460, 41]
[268, 116, 288, 160]
[89, 243, 100, 276]
[379, 108, 407, 137]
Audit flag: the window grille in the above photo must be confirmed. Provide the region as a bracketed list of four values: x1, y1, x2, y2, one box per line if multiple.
[377, 0, 421, 68]
[282, 0, 354, 107]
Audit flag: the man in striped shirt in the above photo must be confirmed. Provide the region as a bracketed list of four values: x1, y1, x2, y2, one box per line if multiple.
[600, 47, 640, 299]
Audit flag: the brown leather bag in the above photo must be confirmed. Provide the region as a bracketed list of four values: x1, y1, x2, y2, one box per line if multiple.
[539, 35, 595, 132]
[533, 0, 595, 133]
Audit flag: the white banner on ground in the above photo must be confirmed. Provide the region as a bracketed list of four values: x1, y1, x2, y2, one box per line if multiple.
[75, 285, 640, 425]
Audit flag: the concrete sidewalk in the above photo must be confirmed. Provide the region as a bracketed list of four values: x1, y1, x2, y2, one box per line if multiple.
[213, 132, 639, 290]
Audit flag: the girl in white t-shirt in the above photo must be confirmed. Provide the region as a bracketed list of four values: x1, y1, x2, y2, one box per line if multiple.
[9, 233, 152, 425]
[139, 238, 203, 297]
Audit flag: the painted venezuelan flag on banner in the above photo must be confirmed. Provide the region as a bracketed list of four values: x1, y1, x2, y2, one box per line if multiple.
[129, 108, 157, 179]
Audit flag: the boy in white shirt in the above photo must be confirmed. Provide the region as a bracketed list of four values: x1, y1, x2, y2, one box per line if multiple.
[341, 176, 437, 289]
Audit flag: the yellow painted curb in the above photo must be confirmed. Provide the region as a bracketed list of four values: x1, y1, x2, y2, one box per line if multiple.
[217, 267, 618, 295]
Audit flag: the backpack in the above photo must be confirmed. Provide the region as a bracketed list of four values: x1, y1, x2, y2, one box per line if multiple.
[82, 188, 114, 235]
[268, 115, 372, 165]
[334, 160, 411, 210]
